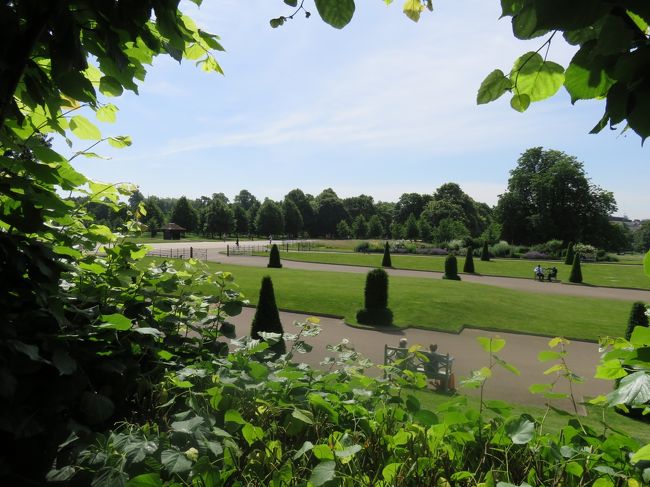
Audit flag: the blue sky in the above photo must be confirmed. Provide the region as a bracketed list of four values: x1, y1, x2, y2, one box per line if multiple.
[62, 0, 649, 218]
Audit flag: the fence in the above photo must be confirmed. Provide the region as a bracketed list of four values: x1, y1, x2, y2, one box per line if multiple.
[226, 241, 307, 256]
[147, 247, 208, 261]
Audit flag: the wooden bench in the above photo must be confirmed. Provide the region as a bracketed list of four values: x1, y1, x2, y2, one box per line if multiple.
[384, 344, 454, 392]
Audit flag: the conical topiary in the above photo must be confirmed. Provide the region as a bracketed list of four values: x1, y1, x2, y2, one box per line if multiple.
[268, 243, 282, 268]
[569, 253, 582, 283]
[564, 241, 574, 265]
[382, 241, 392, 267]
[463, 246, 475, 273]
[251, 276, 286, 355]
[481, 241, 490, 261]
[356, 268, 393, 326]
[625, 302, 649, 340]
[443, 254, 461, 280]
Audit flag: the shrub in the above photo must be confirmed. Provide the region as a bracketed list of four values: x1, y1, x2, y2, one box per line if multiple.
[463, 246, 475, 273]
[522, 251, 551, 260]
[443, 254, 461, 280]
[382, 241, 392, 267]
[250, 276, 286, 355]
[532, 239, 564, 258]
[416, 247, 448, 255]
[625, 302, 649, 340]
[564, 241, 575, 265]
[354, 241, 370, 253]
[490, 241, 512, 258]
[356, 268, 393, 326]
[569, 254, 583, 283]
[481, 240, 490, 261]
[267, 243, 282, 268]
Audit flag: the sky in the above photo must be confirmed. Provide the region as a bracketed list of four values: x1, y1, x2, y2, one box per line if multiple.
[60, 0, 649, 219]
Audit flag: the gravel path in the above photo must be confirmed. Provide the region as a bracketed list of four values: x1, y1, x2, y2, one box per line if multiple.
[228, 308, 609, 412]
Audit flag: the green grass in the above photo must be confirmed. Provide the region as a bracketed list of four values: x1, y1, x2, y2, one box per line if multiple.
[184, 261, 631, 341]
[273, 251, 650, 290]
[412, 389, 650, 444]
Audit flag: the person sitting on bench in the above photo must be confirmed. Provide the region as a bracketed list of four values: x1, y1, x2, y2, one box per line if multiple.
[534, 264, 544, 281]
[547, 266, 558, 281]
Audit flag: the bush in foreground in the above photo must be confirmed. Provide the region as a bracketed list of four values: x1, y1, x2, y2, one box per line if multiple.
[356, 268, 393, 326]
[268, 244, 282, 268]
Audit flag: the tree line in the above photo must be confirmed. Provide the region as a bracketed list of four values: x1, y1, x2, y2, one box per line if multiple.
[108, 147, 644, 252]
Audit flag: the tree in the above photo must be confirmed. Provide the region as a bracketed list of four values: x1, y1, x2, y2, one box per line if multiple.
[382, 242, 392, 268]
[232, 203, 249, 236]
[432, 218, 470, 244]
[496, 148, 617, 245]
[419, 219, 433, 243]
[404, 214, 419, 241]
[285, 189, 315, 236]
[463, 247, 475, 273]
[634, 221, 650, 253]
[141, 198, 165, 237]
[283, 199, 303, 237]
[356, 269, 393, 327]
[128, 190, 145, 211]
[564, 242, 575, 265]
[569, 254, 583, 284]
[443, 254, 461, 280]
[234, 190, 259, 212]
[250, 276, 286, 356]
[268, 244, 282, 269]
[481, 241, 490, 262]
[314, 188, 348, 237]
[625, 302, 649, 341]
[336, 220, 351, 239]
[170, 196, 198, 233]
[343, 195, 375, 220]
[367, 215, 385, 238]
[352, 215, 369, 239]
[202, 198, 234, 238]
[391, 222, 404, 240]
[255, 199, 284, 237]
[394, 193, 432, 224]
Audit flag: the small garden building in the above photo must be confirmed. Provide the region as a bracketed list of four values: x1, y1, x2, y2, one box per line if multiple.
[160, 222, 186, 240]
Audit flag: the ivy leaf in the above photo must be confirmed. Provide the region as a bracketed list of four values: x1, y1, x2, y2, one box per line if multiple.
[477, 69, 512, 104]
[314, 0, 355, 29]
[504, 414, 535, 444]
[309, 461, 337, 487]
[403, 0, 424, 22]
[70, 115, 102, 140]
[161, 449, 192, 474]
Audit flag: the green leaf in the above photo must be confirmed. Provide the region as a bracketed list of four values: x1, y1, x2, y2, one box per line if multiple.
[309, 461, 336, 487]
[70, 115, 102, 140]
[46, 466, 77, 482]
[53, 245, 82, 259]
[99, 313, 132, 331]
[334, 444, 362, 459]
[529, 383, 552, 394]
[510, 93, 530, 112]
[631, 326, 650, 347]
[292, 408, 314, 425]
[125, 473, 163, 487]
[477, 336, 506, 353]
[242, 423, 264, 445]
[382, 463, 403, 483]
[413, 409, 438, 426]
[80, 392, 114, 424]
[564, 44, 616, 102]
[99, 76, 124, 97]
[314, 0, 355, 29]
[312, 444, 334, 460]
[292, 441, 314, 460]
[512, 5, 547, 39]
[500, 0, 524, 18]
[494, 355, 520, 375]
[403, 0, 424, 22]
[595, 359, 627, 380]
[632, 444, 650, 464]
[225, 409, 246, 424]
[538, 350, 563, 362]
[284, 0, 298, 6]
[52, 349, 77, 375]
[108, 135, 133, 148]
[270, 17, 285, 28]
[161, 449, 192, 474]
[592, 478, 614, 487]
[510, 52, 565, 102]
[477, 69, 512, 104]
[504, 414, 535, 444]
[171, 416, 204, 433]
[606, 371, 650, 406]
[96, 104, 119, 123]
[565, 461, 584, 477]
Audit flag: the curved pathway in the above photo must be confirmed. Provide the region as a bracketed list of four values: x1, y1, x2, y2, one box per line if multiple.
[228, 308, 609, 412]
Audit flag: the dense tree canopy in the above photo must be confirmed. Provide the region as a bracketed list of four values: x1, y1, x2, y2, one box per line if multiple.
[496, 147, 617, 245]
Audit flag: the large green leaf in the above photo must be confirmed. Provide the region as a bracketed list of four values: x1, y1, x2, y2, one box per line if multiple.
[161, 449, 192, 474]
[632, 444, 650, 464]
[510, 52, 565, 102]
[606, 371, 650, 406]
[99, 313, 132, 331]
[403, 0, 424, 22]
[504, 414, 535, 444]
[564, 44, 615, 103]
[125, 474, 163, 487]
[477, 69, 512, 104]
[99, 76, 124, 97]
[69, 115, 102, 140]
[309, 461, 337, 487]
[314, 0, 355, 29]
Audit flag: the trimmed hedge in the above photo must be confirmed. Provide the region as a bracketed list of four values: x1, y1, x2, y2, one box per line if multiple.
[564, 242, 575, 266]
[481, 240, 490, 261]
[251, 276, 286, 355]
[463, 246, 475, 273]
[443, 254, 461, 280]
[356, 268, 393, 326]
[625, 302, 649, 340]
[268, 244, 282, 268]
[382, 241, 392, 267]
[569, 254, 583, 283]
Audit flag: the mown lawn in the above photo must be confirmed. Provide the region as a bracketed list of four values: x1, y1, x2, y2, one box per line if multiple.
[272, 251, 650, 290]
[186, 261, 631, 341]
